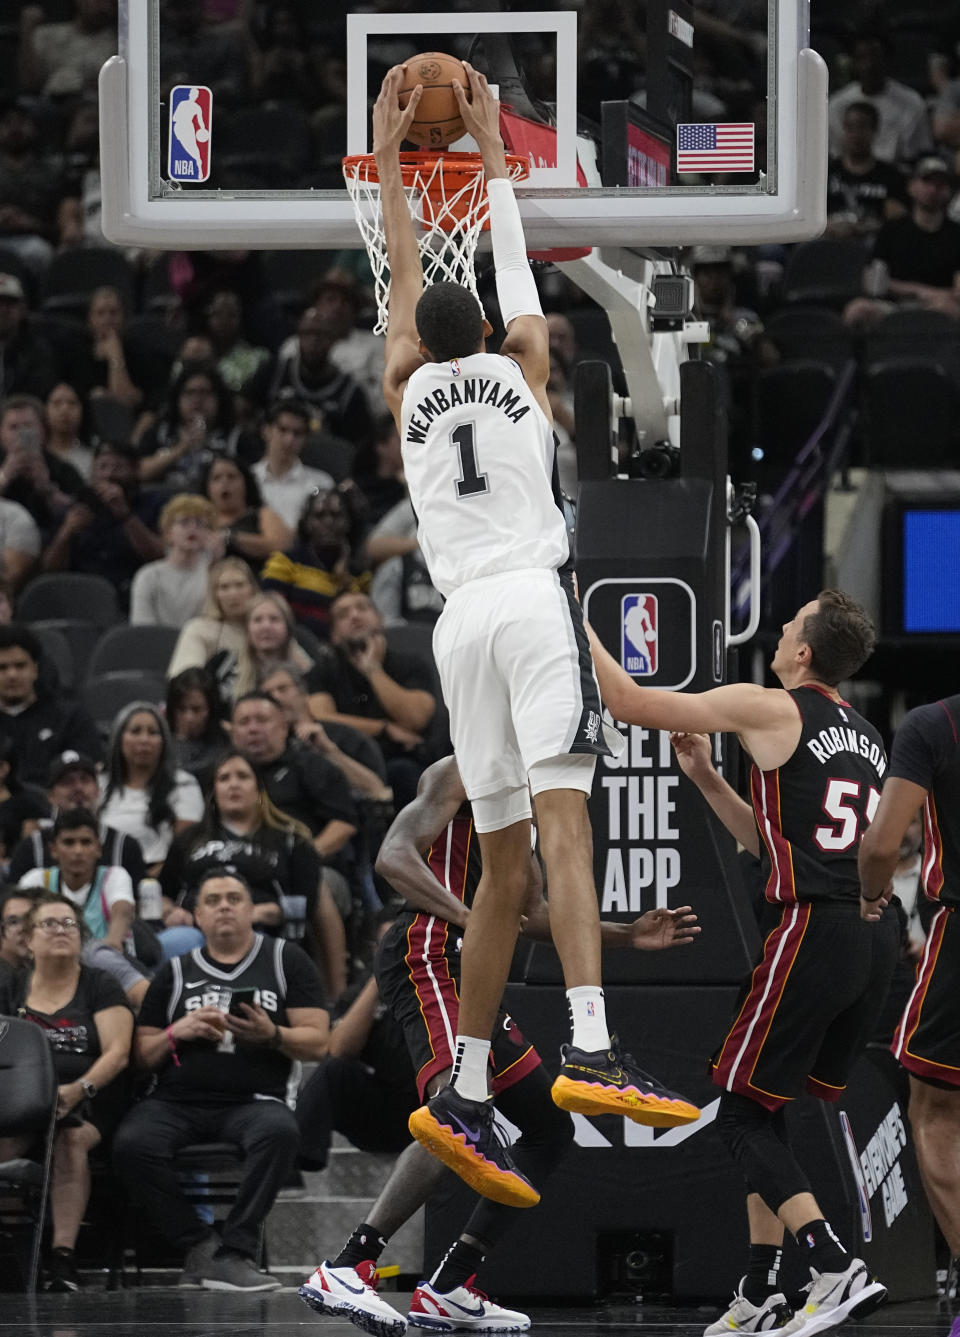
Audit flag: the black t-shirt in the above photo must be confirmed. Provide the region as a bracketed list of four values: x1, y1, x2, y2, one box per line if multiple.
[826, 157, 907, 226]
[138, 935, 326, 1102]
[0, 785, 50, 858]
[257, 743, 359, 836]
[0, 964, 128, 1084]
[160, 819, 322, 934]
[873, 215, 960, 289]
[311, 645, 435, 761]
[887, 696, 960, 910]
[0, 696, 103, 787]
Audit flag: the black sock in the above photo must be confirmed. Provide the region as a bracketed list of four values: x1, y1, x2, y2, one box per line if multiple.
[51, 1247, 74, 1259]
[742, 1243, 783, 1303]
[796, 1218, 848, 1275]
[431, 1239, 487, 1294]
[333, 1223, 388, 1269]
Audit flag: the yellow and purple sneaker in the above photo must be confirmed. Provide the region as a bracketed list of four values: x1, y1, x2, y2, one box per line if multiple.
[408, 1087, 540, 1208]
[551, 1035, 701, 1128]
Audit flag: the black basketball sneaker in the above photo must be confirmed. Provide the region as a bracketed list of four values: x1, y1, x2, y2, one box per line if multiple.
[408, 1085, 540, 1207]
[551, 1035, 701, 1127]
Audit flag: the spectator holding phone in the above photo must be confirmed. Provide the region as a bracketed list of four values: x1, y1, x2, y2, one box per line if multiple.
[0, 393, 83, 538]
[112, 869, 328, 1291]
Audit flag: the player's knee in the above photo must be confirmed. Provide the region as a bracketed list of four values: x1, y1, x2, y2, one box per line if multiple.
[716, 1089, 770, 1157]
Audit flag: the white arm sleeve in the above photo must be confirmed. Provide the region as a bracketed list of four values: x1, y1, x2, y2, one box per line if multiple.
[487, 177, 544, 326]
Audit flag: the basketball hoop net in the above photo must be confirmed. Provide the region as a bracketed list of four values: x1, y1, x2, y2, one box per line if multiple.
[342, 151, 529, 335]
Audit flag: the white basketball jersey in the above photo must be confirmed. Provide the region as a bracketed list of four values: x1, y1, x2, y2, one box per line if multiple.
[400, 353, 568, 597]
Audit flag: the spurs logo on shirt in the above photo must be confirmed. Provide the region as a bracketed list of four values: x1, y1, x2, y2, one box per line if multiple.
[401, 352, 568, 598]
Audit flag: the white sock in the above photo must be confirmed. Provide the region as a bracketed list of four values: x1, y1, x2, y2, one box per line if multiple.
[566, 986, 609, 1053]
[450, 1035, 491, 1102]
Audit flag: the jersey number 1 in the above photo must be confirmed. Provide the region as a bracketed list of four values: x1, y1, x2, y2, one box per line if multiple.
[451, 424, 489, 498]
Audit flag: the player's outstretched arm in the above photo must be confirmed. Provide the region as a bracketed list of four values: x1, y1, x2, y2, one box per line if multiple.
[374, 65, 427, 419]
[671, 731, 760, 855]
[374, 756, 471, 926]
[858, 776, 927, 919]
[453, 62, 550, 400]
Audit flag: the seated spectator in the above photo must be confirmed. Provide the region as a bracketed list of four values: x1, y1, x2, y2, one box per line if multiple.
[0, 734, 48, 862]
[296, 949, 418, 1172]
[366, 495, 443, 628]
[261, 488, 371, 641]
[828, 33, 933, 167]
[112, 870, 327, 1292]
[0, 100, 67, 274]
[201, 455, 291, 565]
[0, 885, 33, 986]
[845, 156, 960, 328]
[7, 749, 146, 887]
[0, 274, 57, 398]
[45, 382, 93, 480]
[288, 270, 385, 415]
[41, 441, 165, 606]
[0, 488, 40, 593]
[18, 0, 118, 100]
[0, 625, 102, 785]
[244, 304, 373, 450]
[250, 399, 334, 531]
[353, 413, 406, 525]
[129, 493, 218, 627]
[310, 592, 438, 810]
[0, 394, 84, 538]
[137, 366, 243, 490]
[160, 750, 322, 957]
[207, 590, 316, 711]
[69, 285, 156, 411]
[167, 555, 259, 681]
[0, 890, 133, 1293]
[202, 290, 271, 395]
[166, 668, 231, 790]
[259, 663, 392, 803]
[826, 101, 909, 238]
[98, 702, 204, 874]
[18, 808, 147, 1006]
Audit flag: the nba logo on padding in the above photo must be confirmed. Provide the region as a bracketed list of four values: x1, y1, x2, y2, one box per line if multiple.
[169, 85, 212, 183]
[621, 594, 658, 676]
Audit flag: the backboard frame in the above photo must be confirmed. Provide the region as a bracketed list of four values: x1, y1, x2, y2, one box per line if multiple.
[100, 0, 827, 250]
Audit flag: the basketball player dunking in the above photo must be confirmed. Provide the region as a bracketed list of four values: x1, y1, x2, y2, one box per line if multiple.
[373, 61, 699, 1207]
[588, 592, 896, 1336]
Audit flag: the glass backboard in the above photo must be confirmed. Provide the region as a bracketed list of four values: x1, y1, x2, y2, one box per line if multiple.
[100, 0, 825, 250]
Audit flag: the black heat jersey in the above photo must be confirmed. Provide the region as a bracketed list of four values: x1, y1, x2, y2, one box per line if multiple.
[751, 685, 887, 904]
[887, 695, 960, 910]
[395, 803, 483, 967]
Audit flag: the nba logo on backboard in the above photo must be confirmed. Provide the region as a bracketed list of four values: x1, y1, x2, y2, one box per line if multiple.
[169, 85, 212, 183]
[621, 594, 658, 676]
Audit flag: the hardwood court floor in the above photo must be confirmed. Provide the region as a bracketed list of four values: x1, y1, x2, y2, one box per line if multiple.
[0, 1290, 955, 1337]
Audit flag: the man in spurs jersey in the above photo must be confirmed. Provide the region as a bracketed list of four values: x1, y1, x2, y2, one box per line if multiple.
[589, 591, 897, 1337]
[374, 61, 699, 1208]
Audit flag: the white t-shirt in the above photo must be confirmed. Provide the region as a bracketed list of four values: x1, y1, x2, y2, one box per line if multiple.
[0, 498, 41, 557]
[129, 558, 210, 627]
[251, 457, 334, 530]
[401, 353, 567, 597]
[98, 772, 204, 863]
[829, 79, 933, 165]
[19, 865, 134, 932]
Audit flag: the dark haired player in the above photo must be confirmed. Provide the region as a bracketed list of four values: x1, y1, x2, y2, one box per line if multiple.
[300, 755, 699, 1333]
[859, 693, 960, 1337]
[371, 59, 699, 1204]
[588, 591, 898, 1336]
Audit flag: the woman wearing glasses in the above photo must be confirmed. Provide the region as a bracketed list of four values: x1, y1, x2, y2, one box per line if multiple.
[0, 891, 133, 1293]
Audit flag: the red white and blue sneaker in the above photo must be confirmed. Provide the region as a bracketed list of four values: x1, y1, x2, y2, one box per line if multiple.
[408, 1086, 539, 1208]
[299, 1259, 408, 1336]
[551, 1035, 700, 1128]
[779, 1258, 886, 1335]
[408, 1277, 530, 1331]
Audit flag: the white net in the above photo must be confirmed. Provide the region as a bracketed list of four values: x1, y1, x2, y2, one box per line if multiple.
[343, 153, 528, 335]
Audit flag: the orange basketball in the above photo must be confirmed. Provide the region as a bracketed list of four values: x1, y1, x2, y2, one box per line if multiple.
[398, 52, 469, 148]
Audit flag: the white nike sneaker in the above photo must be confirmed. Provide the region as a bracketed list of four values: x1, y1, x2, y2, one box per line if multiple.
[407, 1278, 530, 1332]
[779, 1258, 886, 1335]
[299, 1259, 408, 1337]
[704, 1278, 792, 1333]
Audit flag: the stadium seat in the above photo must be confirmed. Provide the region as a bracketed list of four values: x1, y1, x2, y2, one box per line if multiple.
[82, 671, 167, 737]
[33, 623, 75, 693]
[17, 574, 121, 627]
[763, 306, 854, 371]
[781, 237, 869, 307]
[862, 359, 960, 468]
[755, 361, 838, 464]
[40, 248, 137, 319]
[30, 620, 102, 686]
[0, 1016, 58, 1292]
[302, 433, 356, 482]
[864, 309, 960, 383]
[85, 624, 181, 683]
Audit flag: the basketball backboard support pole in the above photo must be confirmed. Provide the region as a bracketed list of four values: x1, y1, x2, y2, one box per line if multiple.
[99, 1, 827, 250]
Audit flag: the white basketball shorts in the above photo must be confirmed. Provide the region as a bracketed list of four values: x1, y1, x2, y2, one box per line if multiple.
[433, 567, 617, 829]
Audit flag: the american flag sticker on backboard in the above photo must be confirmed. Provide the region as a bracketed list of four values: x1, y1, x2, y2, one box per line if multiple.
[676, 123, 755, 173]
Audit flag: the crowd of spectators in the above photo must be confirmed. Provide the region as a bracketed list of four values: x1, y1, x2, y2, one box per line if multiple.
[1, 0, 959, 1300]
